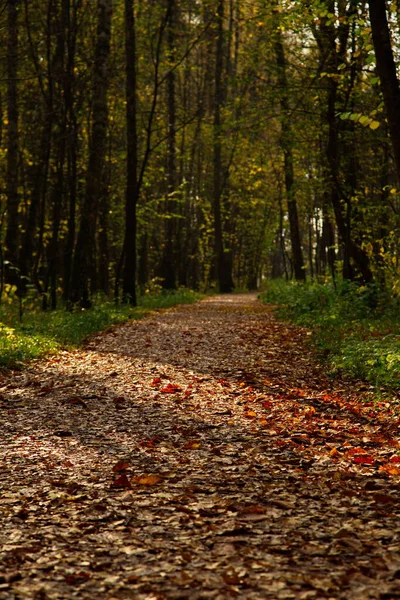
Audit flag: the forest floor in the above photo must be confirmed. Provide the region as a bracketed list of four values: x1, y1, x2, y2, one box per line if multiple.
[1, 293, 400, 600]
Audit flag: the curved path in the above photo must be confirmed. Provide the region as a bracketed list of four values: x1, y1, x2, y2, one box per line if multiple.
[1, 294, 400, 599]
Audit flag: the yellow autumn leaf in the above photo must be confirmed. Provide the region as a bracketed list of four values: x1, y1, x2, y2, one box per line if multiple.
[245, 410, 257, 418]
[131, 474, 162, 486]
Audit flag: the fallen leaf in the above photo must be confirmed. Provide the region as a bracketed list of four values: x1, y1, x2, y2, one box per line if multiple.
[111, 473, 132, 488]
[131, 474, 162, 486]
[353, 455, 374, 465]
[160, 383, 182, 393]
[112, 460, 130, 473]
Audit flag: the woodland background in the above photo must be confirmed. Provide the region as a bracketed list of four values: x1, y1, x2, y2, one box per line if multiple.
[1, 0, 400, 309]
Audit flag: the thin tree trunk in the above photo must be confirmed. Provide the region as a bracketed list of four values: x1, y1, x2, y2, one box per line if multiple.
[274, 22, 306, 282]
[122, 0, 138, 305]
[213, 0, 234, 293]
[368, 0, 400, 183]
[5, 0, 19, 267]
[160, 0, 177, 290]
[70, 0, 112, 306]
[63, 0, 79, 304]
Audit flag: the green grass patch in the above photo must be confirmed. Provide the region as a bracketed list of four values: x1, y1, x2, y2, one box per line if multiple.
[0, 288, 203, 368]
[260, 280, 400, 392]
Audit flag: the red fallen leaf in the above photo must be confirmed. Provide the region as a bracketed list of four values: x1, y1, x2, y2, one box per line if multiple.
[113, 396, 125, 403]
[262, 400, 273, 409]
[140, 436, 161, 448]
[347, 447, 368, 456]
[111, 473, 131, 488]
[160, 383, 182, 393]
[65, 572, 91, 585]
[353, 455, 374, 465]
[112, 460, 130, 472]
[390, 456, 400, 463]
[373, 493, 394, 504]
[150, 377, 161, 386]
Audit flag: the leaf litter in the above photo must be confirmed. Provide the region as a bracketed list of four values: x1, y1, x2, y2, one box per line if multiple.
[1, 293, 400, 599]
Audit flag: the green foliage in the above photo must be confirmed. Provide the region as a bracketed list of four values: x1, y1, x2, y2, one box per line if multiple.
[0, 289, 202, 368]
[260, 280, 400, 392]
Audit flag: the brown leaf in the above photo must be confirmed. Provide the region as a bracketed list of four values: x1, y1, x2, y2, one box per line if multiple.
[111, 473, 132, 489]
[112, 460, 130, 473]
[66, 396, 87, 407]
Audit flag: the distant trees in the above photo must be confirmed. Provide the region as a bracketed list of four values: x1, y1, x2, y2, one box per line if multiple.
[0, 0, 400, 307]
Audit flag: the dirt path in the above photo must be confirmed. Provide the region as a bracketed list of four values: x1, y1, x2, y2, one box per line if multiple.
[1, 294, 400, 599]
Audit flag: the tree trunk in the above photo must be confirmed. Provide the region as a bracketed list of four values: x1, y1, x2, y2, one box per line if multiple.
[274, 17, 306, 281]
[160, 0, 178, 290]
[63, 0, 79, 304]
[5, 0, 19, 267]
[70, 0, 112, 306]
[213, 0, 234, 293]
[122, 0, 138, 305]
[368, 0, 400, 183]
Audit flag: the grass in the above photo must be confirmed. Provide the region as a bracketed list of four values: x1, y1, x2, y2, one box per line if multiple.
[260, 279, 400, 393]
[0, 288, 203, 368]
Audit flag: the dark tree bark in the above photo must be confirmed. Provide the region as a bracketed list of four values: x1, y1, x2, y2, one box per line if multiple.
[5, 0, 19, 267]
[213, 0, 234, 293]
[122, 0, 139, 305]
[160, 0, 178, 290]
[63, 0, 80, 304]
[312, 0, 373, 284]
[274, 24, 306, 282]
[368, 0, 400, 183]
[70, 0, 112, 306]
[45, 0, 70, 309]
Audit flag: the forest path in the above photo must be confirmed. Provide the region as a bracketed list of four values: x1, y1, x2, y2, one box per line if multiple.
[1, 293, 400, 599]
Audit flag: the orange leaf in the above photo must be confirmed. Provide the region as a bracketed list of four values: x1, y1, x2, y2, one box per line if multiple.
[244, 410, 257, 418]
[304, 406, 316, 418]
[380, 464, 400, 476]
[183, 441, 200, 449]
[160, 383, 182, 393]
[131, 474, 162, 486]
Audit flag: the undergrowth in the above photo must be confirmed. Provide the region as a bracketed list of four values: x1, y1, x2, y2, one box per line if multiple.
[0, 288, 203, 368]
[260, 280, 400, 393]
